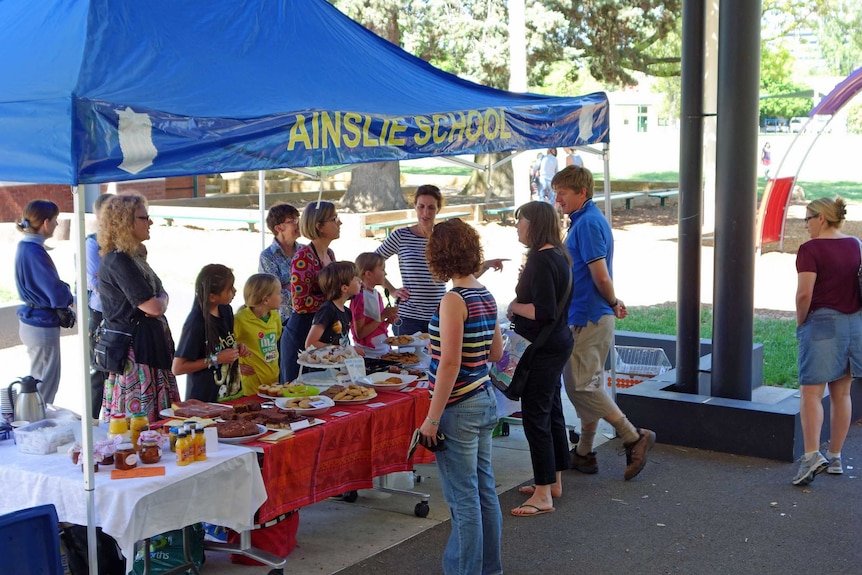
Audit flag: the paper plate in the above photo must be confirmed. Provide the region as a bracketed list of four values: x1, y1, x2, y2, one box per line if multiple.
[366, 372, 418, 391]
[274, 395, 335, 416]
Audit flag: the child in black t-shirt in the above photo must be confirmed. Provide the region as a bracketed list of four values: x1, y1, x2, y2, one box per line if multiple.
[305, 261, 362, 349]
[173, 264, 251, 402]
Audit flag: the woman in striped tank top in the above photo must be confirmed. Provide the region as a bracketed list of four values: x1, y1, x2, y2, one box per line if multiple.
[420, 218, 504, 575]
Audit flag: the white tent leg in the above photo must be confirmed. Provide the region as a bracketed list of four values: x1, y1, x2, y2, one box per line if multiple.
[71, 184, 99, 575]
[258, 171, 266, 251]
[602, 143, 612, 226]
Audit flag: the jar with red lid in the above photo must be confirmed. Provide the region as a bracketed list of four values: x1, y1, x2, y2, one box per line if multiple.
[114, 443, 138, 470]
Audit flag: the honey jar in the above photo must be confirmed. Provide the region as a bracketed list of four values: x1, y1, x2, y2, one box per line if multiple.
[108, 414, 129, 439]
[129, 412, 149, 450]
[114, 443, 138, 470]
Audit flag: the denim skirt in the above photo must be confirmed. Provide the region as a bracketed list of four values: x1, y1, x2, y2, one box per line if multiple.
[796, 308, 862, 385]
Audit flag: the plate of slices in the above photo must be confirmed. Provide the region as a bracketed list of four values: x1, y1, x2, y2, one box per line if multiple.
[258, 383, 319, 398]
[297, 344, 360, 367]
[366, 372, 418, 391]
[274, 395, 335, 416]
[216, 423, 268, 444]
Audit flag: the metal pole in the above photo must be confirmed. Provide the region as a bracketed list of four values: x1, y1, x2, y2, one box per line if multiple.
[258, 170, 266, 252]
[711, 0, 761, 400]
[72, 185, 99, 575]
[674, 0, 706, 393]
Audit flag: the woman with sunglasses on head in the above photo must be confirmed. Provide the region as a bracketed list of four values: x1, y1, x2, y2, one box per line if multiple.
[792, 196, 862, 486]
[281, 201, 341, 382]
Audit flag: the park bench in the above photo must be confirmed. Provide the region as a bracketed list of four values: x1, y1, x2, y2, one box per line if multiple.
[147, 205, 260, 232]
[647, 189, 680, 207]
[608, 192, 644, 210]
[364, 211, 471, 238]
[483, 205, 516, 224]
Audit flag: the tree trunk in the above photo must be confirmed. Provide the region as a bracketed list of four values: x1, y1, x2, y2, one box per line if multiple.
[461, 153, 514, 201]
[341, 162, 407, 212]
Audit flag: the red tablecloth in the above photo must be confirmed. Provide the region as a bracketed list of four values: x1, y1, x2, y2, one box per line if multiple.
[229, 388, 434, 522]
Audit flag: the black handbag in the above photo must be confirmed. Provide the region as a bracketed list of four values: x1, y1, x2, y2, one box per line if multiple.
[491, 269, 572, 401]
[93, 325, 132, 373]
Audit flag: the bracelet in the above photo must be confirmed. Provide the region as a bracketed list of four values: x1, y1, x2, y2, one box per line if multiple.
[209, 353, 218, 369]
[611, 299, 619, 307]
[426, 416, 440, 426]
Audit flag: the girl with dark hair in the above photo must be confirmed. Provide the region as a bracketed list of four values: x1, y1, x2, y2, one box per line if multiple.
[508, 201, 574, 516]
[173, 264, 250, 403]
[15, 199, 74, 405]
[99, 194, 179, 423]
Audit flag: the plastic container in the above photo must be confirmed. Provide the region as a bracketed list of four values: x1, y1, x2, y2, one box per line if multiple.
[13, 419, 76, 454]
[606, 346, 673, 389]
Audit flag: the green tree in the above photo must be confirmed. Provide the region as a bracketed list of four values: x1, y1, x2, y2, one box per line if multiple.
[759, 45, 812, 121]
[817, 0, 862, 75]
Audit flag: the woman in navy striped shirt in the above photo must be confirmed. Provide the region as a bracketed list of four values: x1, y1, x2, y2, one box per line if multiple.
[420, 218, 504, 575]
[377, 185, 506, 336]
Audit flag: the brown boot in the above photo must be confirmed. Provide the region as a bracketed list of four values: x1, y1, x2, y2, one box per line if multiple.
[623, 428, 655, 480]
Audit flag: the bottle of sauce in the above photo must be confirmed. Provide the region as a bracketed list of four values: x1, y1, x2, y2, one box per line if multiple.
[129, 412, 149, 451]
[193, 424, 207, 462]
[168, 426, 179, 452]
[175, 431, 193, 467]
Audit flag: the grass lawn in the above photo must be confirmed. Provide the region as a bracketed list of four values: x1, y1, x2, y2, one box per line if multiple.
[625, 303, 798, 388]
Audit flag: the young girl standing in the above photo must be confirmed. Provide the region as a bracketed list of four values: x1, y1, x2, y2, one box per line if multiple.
[351, 253, 399, 351]
[173, 264, 250, 402]
[234, 273, 283, 395]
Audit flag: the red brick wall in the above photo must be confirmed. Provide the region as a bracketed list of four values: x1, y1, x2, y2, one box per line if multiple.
[0, 177, 203, 222]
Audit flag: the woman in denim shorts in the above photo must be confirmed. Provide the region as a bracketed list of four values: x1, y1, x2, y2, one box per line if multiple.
[793, 196, 862, 486]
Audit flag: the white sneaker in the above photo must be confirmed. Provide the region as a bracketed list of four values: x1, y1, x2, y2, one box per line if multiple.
[827, 456, 843, 475]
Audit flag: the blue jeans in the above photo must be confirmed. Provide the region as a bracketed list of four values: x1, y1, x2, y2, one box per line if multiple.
[394, 316, 429, 337]
[281, 312, 315, 383]
[435, 386, 503, 575]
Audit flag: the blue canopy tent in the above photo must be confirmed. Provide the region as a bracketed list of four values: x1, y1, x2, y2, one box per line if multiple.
[0, 0, 610, 570]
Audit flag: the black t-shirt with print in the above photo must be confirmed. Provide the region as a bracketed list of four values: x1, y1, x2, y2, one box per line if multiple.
[175, 304, 242, 402]
[311, 301, 352, 347]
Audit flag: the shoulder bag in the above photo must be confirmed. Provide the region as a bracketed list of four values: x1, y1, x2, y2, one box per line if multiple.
[490, 268, 572, 401]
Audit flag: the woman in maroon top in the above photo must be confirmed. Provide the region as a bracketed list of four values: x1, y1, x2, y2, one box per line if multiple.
[792, 196, 862, 486]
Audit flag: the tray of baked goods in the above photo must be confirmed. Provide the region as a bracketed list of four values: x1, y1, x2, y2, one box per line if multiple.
[217, 401, 324, 440]
[384, 333, 431, 348]
[297, 344, 361, 367]
[321, 383, 378, 404]
[161, 399, 234, 420]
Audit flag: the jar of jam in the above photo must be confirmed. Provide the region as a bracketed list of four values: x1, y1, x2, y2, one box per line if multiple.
[129, 412, 149, 450]
[108, 414, 129, 439]
[115, 443, 138, 470]
[140, 441, 162, 464]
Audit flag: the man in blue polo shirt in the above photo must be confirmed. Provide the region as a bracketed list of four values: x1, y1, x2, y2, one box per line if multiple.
[553, 165, 655, 480]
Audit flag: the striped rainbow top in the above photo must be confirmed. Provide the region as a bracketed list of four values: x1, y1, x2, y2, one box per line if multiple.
[428, 286, 498, 405]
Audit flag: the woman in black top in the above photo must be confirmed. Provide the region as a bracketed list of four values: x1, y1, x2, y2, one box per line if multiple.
[508, 201, 574, 516]
[98, 194, 180, 423]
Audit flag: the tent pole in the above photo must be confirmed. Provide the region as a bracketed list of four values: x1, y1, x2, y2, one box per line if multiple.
[602, 143, 612, 226]
[258, 171, 266, 251]
[72, 184, 99, 575]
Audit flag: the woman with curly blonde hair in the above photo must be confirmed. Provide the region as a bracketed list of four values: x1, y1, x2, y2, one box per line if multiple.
[419, 218, 504, 575]
[97, 194, 179, 423]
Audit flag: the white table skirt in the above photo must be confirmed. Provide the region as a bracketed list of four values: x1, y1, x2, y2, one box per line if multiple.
[0, 440, 266, 564]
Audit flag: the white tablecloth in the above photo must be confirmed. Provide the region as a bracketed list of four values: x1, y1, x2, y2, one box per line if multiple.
[0, 440, 266, 564]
